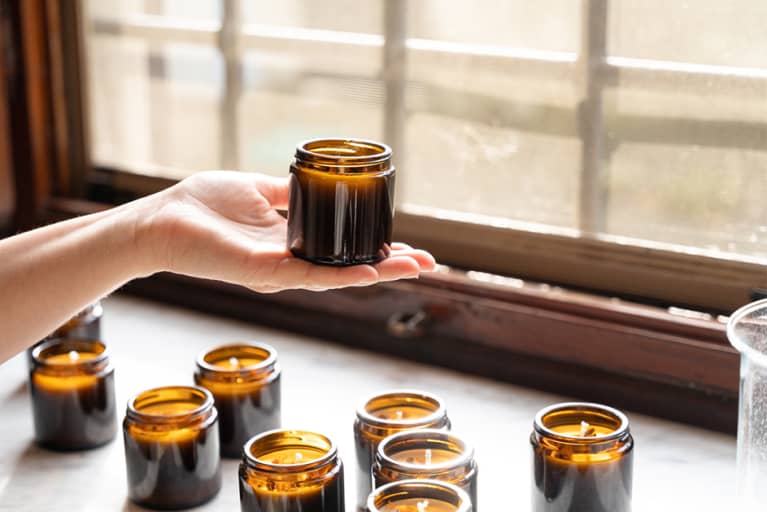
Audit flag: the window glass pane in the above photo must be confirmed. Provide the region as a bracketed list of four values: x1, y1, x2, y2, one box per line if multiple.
[609, 1, 767, 68]
[242, 1, 382, 34]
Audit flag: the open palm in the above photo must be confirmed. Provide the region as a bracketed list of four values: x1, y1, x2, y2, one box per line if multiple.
[145, 171, 436, 293]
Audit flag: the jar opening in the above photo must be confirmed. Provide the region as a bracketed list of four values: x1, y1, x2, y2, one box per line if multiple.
[358, 390, 447, 428]
[127, 386, 213, 425]
[32, 338, 109, 373]
[368, 480, 471, 512]
[534, 402, 629, 443]
[295, 138, 393, 173]
[378, 429, 474, 473]
[196, 343, 278, 380]
[244, 429, 337, 473]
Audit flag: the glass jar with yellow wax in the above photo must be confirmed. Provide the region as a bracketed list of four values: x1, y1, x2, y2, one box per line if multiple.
[354, 390, 451, 510]
[239, 429, 345, 512]
[195, 343, 281, 458]
[530, 402, 633, 512]
[123, 386, 222, 509]
[367, 480, 472, 512]
[29, 337, 116, 450]
[373, 429, 478, 509]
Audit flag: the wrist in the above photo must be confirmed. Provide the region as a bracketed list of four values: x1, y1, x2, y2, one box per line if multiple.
[111, 192, 168, 278]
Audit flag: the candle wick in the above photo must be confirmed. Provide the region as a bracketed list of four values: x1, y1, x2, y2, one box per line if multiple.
[229, 356, 239, 368]
[417, 499, 429, 512]
[295, 452, 303, 462]
[580, 420, 596, 437]
[395, 410, 403, 420]
[425, 448, 432, 465]
[68, 350, 79, 362]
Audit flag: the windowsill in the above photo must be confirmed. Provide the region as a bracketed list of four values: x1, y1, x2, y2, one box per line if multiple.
[0, 294, 735, 509]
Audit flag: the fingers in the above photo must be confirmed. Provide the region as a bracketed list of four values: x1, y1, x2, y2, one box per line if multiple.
[270, 257, 379, 291]
[255, 175, 290, 210]
[389, 246, 437, 272]
[373, 256, 421, 282]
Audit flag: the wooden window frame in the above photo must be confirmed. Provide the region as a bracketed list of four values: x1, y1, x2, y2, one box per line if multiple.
[3, 0, 762, 434]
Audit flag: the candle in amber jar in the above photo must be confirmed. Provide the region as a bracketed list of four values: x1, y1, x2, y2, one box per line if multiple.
[29, 338, 116, 450]
[195, 343, 281, 458]
[287, 138, 395, 266]
[355, 391, 451, 510]
[531, 402, 633, 512]
[367, 480, 472, 512]
[27, 301, 103, 370]
[123, 386, 222, 509]
[373, 429, 477, 509]
[239, 429, 345, 512]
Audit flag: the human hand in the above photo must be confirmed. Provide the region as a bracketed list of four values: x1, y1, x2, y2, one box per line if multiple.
[138, 171, 436, 293]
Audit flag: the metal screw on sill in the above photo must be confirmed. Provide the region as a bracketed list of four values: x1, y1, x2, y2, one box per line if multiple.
[387, 310, 428, 338]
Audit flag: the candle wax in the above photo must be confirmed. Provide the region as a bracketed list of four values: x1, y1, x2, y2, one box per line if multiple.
[372, 404, 437, 421]
[390, 448, 458, 466]
[212, 356, 267, 370]
[377, 498, 459, 512]
[258, 446, 327, 465]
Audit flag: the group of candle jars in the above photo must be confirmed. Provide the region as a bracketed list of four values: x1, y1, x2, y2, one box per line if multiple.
[27, 303, 634, 511]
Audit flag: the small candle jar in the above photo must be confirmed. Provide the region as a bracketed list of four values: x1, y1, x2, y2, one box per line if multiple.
[287, 138, 396, 266]
[26, 301, 103, 370]
[367, 479, 472, 512]
[194, 343, 282, 458]
[373, 429, 478, 509]
[239, 429, 345, 512]
[123, 386, 222, 509]
[531, 402, 633, 512]
[354, 390, 451, 510]
[29, 338, 116, 450]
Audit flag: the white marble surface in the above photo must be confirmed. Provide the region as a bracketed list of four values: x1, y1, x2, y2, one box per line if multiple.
[0, 295, 736, 511]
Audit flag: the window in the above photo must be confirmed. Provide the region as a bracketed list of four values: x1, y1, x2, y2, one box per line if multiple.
[82, 0, 766, 311]
[2, 0, 761, 432]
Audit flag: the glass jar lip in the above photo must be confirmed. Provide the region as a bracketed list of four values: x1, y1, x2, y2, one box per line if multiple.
[533, 402, 630, 443]
[367, 479, 472, 512]
[356, 389, 448, 429]
[31, 337, 110, 369]
[377, 428, 475, 473]
[195, 342, 278, 377]
[295, 138, 392, 166]
[727, 298, 767, 367]
[126, 385, 215, 425]
[242, 429, 338, 473]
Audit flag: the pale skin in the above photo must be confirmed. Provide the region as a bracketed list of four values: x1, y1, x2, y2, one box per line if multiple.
[0, 171, 436, 363]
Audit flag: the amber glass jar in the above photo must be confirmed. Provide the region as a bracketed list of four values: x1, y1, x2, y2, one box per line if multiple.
[287, 138, 395, 266]
[26, 301, 103, 370]
[195, 343, 281, 458]
[123, 386, 222, 509]
[373, 429, 477, 509]
[531, 402, 633, 512]
[239, 429, 345, 512]
[354, 390, 450, 510]
[29, 338, 116, 450]
[367, 480, 472, 512]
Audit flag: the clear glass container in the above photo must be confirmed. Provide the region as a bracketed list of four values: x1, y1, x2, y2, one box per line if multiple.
[195, 342, 281, 458]
[373, 429, 477, 509]
[288, 138, 396, 266]
[123, 386, 222, 509]
[530, 402, 633, 512]
[367, 479, 472, 512]
[29, 337, 116, 450]
[728, 298, 767, 507]
[239, 429, 345, 512]
[354, 390, 451, 510]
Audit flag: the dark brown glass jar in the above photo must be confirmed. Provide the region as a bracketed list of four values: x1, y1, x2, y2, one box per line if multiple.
[287, 138, 395, 266]
[531, 402, 633, 512]
[194, 343, 281, 458]
[354, 390, 450, 510]
[239, 429, 345, 512]
[27, 301, 103, 370]
[123, 386, 222, 509]
[29, 338, 116, 450]
[367, 480, 472, 512]
[373, 429, 478, 510]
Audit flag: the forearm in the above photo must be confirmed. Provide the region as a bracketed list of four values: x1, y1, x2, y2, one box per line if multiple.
[0, 197, 157, 362]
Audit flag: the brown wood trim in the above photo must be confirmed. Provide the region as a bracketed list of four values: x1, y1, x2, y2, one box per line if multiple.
[394, 208, 766, 313]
